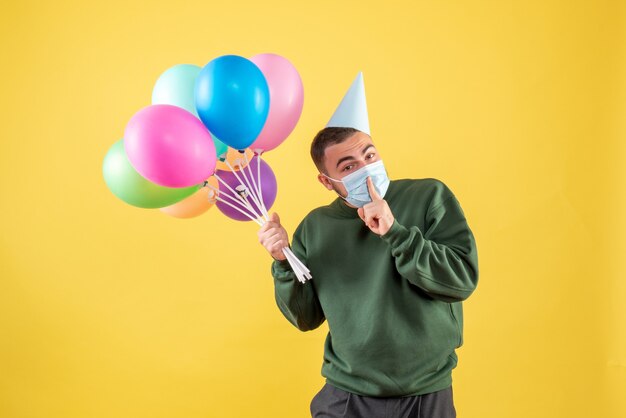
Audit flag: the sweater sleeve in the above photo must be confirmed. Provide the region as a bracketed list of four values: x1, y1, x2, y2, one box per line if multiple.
[380, 192, 479, 302]
[271, 221, 325, 331]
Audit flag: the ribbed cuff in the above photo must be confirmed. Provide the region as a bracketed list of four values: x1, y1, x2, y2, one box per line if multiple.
[272, 258, 296, 282]
[380, 219, 411, 249]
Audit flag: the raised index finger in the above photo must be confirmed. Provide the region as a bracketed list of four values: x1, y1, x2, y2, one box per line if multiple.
[366, 176, 382, 201]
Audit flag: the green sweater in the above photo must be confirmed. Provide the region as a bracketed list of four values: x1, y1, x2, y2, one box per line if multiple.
[271, 178, 479, 397]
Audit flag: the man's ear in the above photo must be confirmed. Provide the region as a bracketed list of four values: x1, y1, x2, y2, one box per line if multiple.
[317, 174, 334, 190]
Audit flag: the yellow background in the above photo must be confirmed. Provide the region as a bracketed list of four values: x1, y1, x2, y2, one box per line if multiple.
[1, 1, 624, 417]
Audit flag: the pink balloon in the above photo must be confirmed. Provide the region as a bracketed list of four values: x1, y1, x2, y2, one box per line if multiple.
[124, 104, 217, 188]
[249, 53, 304, 153]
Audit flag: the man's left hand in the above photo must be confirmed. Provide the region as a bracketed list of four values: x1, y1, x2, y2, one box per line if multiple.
[357, 177, 395, 236]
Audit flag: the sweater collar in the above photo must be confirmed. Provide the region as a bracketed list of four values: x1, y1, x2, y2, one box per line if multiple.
[329, 196, 361, 218]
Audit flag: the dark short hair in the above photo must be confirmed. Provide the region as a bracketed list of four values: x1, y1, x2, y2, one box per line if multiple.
[310, 127, 359, 173]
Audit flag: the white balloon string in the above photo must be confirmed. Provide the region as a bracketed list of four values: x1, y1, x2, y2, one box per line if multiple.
[285, 248, 311, 282]
[256, 153, 267, 217]
[240, 157, 262, 203]
[213, 173, 264, 221]
[286, 248, 311, 278]
[206, 184, 262, 223]
[282, 246, 311, 279]
[239, 158, 270, 220]
[206, 184, 252, 213]
[243, 153, 270, 219]
[213, 173, 247, 205]
[226, 159, 264, 215]
[234, 160, 264, 211]
[212, 193, 263, 226]
[240, 192, 262, 220]
[212, 162, 312, 282]
[243, 152, 262, 197]
[212, 173, 256, 213]
[292, 257, 311, 276]
[282, 248, 305, 283]
[226, 189, 263, 222]
[202, 181, 217, 203]
[225, 160, 269, 222]
[289, 252, 308, 283]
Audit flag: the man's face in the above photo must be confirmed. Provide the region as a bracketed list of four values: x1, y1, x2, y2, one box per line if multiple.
[317, 131, 381, 205]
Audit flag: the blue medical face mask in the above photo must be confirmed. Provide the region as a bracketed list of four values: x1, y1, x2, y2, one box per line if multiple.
[322, 160, 390, 208]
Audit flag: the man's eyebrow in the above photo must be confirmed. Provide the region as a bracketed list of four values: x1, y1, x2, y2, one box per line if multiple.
[361, 144, 375, 155]
[335, 144, 376, 169]
[336, 155, 355, 169]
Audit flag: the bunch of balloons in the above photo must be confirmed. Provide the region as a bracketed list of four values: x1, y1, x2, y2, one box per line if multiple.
[102, 53, 311, 282]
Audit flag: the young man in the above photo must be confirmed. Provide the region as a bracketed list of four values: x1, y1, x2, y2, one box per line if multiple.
[258, 73, 479, 418]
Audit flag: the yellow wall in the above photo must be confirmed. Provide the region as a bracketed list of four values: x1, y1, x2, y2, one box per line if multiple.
[1, 1, 624, 417]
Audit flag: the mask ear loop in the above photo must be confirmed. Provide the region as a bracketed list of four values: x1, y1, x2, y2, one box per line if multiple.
[320, 172, 343, 183]
[319, 173, 351, 203]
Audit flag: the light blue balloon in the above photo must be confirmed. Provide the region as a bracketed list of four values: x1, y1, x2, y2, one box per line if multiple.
[152, 63, 226, 157]
[152, 64, 201, 117]
[195, 55, 270, 150]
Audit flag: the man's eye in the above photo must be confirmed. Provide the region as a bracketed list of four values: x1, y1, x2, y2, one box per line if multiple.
[343, 165, 354, 172]
[366, 153, 375, 160]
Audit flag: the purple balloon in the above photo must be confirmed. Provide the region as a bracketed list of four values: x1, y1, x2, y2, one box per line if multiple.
[215, 156, 277, 221]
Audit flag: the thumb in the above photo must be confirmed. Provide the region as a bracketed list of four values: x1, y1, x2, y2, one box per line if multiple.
[357, 207, 365, 221]
[270, 212, 280, 224]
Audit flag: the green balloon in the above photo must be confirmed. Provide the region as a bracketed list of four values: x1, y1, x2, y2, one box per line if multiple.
[103, 139, 199, 208]
[211, 134, 228, 158]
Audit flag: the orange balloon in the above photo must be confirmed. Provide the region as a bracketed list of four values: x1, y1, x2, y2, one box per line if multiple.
[215, 148, 255, 171]
[159, 177, 219, 219]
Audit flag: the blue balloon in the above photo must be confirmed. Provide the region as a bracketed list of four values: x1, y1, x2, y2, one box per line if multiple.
[195, 55, 270, 150]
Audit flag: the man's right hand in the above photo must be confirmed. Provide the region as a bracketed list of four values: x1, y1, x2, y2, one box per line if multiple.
[258, 212, 289, 261]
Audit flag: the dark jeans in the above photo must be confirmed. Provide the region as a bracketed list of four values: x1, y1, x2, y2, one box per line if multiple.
[310, 383, 456, 418]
